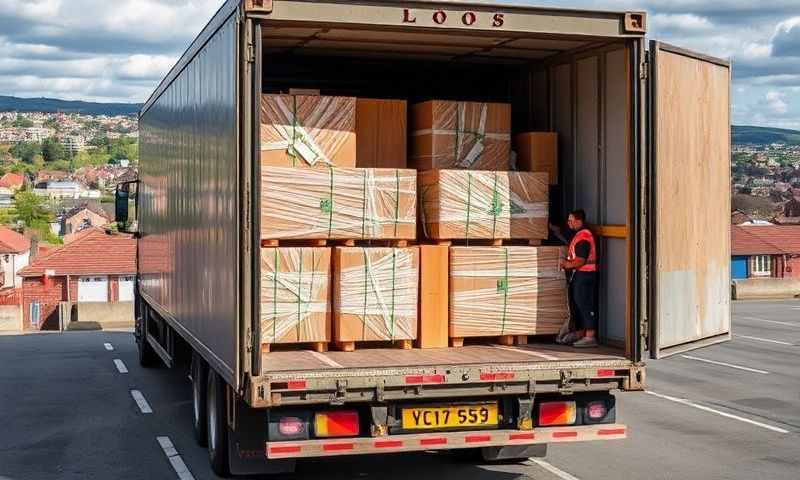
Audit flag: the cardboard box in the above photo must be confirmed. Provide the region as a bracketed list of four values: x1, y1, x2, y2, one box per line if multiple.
[410, 100, 511, 171]
[260, 94, 356, 168]
[508, 171, 549, 240]
[261, 167, 417, 240]
[449, 246, 568, 338]
[333, 247, 419, 342]
[515, 132, 558, 185]
[418, 169, 511, 240]
[356, 98, 407, 169]
[260, 247, 331, 345]
[416, 245, 449, 349]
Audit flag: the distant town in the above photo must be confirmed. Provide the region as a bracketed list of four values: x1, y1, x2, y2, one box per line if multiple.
[731, 140, 800, 224]
[0, 110, 137, 245]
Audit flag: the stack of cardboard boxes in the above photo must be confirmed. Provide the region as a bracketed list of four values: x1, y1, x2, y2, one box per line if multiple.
[259, 93, 568, 353]
[410, 100, 567, 346]
[259, 94, 419, 352]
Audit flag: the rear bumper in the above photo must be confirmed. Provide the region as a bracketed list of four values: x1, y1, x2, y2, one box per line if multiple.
[266, 423, 627, 459]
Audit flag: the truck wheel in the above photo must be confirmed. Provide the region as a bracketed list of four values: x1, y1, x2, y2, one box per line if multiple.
[137, 312, 158, 368]
[207, 369, 230, 477]
[191, 352, 208, 446]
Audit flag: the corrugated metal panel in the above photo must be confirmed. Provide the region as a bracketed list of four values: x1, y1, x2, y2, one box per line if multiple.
[138, 12, 240, 385]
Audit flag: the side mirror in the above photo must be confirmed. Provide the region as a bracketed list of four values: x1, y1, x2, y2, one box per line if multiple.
[115, 181, 138, 234]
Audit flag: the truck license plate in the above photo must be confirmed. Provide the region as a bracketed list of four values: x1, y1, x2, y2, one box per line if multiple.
[401, 404, 498, 430]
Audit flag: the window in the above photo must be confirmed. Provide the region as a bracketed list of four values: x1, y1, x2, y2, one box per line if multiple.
[30, 301, 40, 328]
[751, 255, 772, 277]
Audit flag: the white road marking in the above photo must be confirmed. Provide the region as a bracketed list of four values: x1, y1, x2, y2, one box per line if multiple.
[680, 354, 770, 374]
[309, 350, 344, 368]
[734, 334, 795, 346]
[131, 390, 153, 414]
[114, 359, 129, 373]
[738, 316, 798, 327]
[528, 458, 581, 480]
[157, 436, 195, 480]
[104, 343, 114, 351]
[646, 391, 789, 434]
[491, 345, 560, 361]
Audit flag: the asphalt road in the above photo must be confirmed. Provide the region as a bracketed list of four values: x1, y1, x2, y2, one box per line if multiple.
[1, 300, 798, 480]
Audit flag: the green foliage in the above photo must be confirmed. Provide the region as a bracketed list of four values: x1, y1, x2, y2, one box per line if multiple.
[41, 137, 66, 163]
[43, 118, 59, 131]
[12, 115, 33, 128]
[29, 220, 62, 245]
[89, 136, 109, 148]
[49, 159, 72, 172]
[14, 190, 50, 226]
[10, 141, 40, 163]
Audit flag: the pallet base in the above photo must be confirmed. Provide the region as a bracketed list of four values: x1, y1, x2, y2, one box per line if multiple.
[334, 339, 414, 352]
[450, 335, 529, 347]
[431, 239, 545, 247]
[261, 342, 328, 353]
[261, 239, 413, 248]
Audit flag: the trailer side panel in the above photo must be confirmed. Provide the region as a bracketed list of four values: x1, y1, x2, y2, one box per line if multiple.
[138, 10, 241, 385]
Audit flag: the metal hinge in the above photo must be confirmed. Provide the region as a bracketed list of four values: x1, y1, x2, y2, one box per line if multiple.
[640, 53, 649, 80]
[246, 43, 256, 64]
[559, 370, 574, 395]
[245, 327, 252, 353]
[331, 380, 347, 406]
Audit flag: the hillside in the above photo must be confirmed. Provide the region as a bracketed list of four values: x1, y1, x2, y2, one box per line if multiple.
[0, 95, 141, 116]
[733, 125, 800, 145]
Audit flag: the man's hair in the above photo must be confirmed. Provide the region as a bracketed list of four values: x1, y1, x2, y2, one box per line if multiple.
[570, 209, 587, 223]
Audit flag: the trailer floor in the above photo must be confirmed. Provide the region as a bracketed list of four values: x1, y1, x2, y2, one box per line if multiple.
[260, 342, 627, 374]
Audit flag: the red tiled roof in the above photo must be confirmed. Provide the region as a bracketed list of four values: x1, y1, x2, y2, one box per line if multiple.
[0, 173, 24, 189]
[731, 225, 800, 255]
[18, 227, 136, 277]
[0, 226, 30, 254]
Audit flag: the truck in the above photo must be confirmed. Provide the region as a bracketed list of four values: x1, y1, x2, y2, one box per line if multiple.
[121, 0, 732, 476]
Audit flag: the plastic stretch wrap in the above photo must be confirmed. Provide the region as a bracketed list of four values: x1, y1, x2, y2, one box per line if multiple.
[260, 247, 331, 345]
[260, 94, 356, 168]
[419, 170, 548, 240]
[411, 100, 511, 171]
[449, 246, 568, 338]
[334, 247, 419, 342]
[262, 167, 417, 240]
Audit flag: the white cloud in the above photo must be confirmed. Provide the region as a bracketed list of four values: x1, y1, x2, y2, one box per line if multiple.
[116, 54, 176, 81]
[651, 13, 714, 31]
[766, 91, 788, 114]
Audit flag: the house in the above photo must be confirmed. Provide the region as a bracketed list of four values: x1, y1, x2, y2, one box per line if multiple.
[61, 204, 112, 240]
[0, 226, 30, 289]
[731, 225, 800, 280]
[18, 228, 136, 330]
[0, 173, 25, 191]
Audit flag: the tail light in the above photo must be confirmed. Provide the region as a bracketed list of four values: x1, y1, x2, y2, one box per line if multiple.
[537, 401, 577, 426]
[581, 396, 615, 424]
[279, 417, 305, 436]
[586, 401, 608, 420]
[314, 411, 359, 438]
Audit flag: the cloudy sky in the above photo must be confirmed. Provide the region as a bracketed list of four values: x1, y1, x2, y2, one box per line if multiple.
[1, 0, 799, 129]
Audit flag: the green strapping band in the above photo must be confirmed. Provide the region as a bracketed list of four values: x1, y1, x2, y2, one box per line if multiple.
[272, 248, 278, 342]
[296, 248, 304, 340]
[489, 172, 502, 238]
[393, 170, 400, 238]
[498, 247, 509, 335]
[361, 170, 368, 239]
[389, 249, 397, 340]
[327, 167, 335, 237]
[464, 172, 473, 240]
[453, 102, 486, 166]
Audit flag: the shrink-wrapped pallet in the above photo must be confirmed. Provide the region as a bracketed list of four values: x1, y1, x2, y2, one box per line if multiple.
[261, 167, 416, 240]
[419, 170, 548, 240]
[260, 94, 356, 168]
[410, 100, 511, 171]
[514, 132, 558, 185]
[509, 171, 549, 240]
[260, 247, 331, 345]
[449, 246, 568, 338]
[356, 98, 407, 169]
[333, 247, 419, 342]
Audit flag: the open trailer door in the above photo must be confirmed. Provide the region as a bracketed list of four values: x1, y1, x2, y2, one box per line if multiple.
[648, 41, 731, 359]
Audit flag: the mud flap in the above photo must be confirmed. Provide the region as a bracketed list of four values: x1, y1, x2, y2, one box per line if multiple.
[228, 394, 295, 475]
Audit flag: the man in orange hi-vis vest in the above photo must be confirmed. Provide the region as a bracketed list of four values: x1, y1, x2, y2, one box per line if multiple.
[558, 209, 598, 348]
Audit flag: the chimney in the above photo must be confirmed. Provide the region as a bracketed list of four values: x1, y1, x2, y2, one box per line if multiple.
[30, 236, 39, 259]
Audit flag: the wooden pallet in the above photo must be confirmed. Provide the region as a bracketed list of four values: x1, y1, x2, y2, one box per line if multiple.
[333, 339, 414, 352]
[261, 342, 328, 353]
[261, 239, 414, 248]
[430, 239, 543, 247]
[450, 335, 529, 347]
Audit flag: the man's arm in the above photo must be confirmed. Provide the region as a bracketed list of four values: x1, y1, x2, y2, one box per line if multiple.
[560, 241, 590, 270]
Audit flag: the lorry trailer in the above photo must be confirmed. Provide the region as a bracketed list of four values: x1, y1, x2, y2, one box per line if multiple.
[127, 0, 731, 476]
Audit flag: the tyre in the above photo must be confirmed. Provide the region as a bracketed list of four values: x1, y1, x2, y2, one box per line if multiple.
[136, 310, 158, 367]
[191, 352, 208, 446]
[207, 368, 230, 477]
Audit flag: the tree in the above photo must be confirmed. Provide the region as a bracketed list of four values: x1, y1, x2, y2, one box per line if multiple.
[12, 115, 33, 128]
[10, 141, 40, 163]
[14, 190, 50, 226]
[41, 137, 66, 163]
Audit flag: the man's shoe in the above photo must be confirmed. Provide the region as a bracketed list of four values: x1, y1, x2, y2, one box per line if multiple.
[572, 337, 598, 348]
[558, 331, 581, 345]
